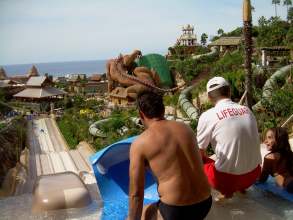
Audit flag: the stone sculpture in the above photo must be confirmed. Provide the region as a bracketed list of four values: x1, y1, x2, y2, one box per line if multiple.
[106, 50, 179, 100]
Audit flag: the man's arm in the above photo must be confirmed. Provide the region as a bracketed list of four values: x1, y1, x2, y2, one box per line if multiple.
[196, 113, 212, 151]
[128, 141, 145, 220]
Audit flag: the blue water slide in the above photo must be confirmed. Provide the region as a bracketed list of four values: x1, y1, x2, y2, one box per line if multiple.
[90, 136, 159, 220]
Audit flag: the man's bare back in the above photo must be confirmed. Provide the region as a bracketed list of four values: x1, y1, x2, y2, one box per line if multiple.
[132, 120, 210, 205]
[128, 91, 211, 220]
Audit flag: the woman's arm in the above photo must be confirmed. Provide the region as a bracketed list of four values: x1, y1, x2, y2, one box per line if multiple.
[259, 156, 274, 182]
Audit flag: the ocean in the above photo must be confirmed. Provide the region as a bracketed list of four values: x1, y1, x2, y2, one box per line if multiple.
[1, 60, 107, 77]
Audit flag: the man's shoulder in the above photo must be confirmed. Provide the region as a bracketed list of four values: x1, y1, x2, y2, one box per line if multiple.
[199, 107, 217, 121]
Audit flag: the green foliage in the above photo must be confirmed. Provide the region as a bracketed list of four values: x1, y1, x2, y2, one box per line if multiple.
[170, 52, 217, 83]
[255, 83, 293, 132]
[256, 16, 290, 47]
[164, 94, 179, 106]
[93, 108, 142, 151]
[55, 82, 67, 89]
[217, 28, 224, 36]
[0, 101, 12, 114]
[190, 51, 245, 101]
[0, 123, 6, 130]
[288, 7, 293, 23]
[57, 109, 90, 149]
[0, 89, 6, 102]
[212, 51, 244, 75]
[200, 33, 208, 45]
[73, 95, 85, 108]
[286, 26, 293, 47]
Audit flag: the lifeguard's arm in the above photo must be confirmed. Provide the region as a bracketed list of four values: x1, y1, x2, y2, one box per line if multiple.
[128, 141, 145, 220]
[259, 155, 273, 182]
[196, 113, 212, 157]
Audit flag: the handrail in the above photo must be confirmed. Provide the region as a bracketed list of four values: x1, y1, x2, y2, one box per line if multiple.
[281, 114, 293, 128]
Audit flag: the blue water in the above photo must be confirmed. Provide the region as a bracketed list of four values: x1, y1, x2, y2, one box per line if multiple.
[1, 60, 107, 77]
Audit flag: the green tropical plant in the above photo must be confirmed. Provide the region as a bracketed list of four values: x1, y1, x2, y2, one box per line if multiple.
[283, 0, 292, 19]
[200, 33, 208, 46]
[288, 7, 293, 23]
[217, 28, 224, 36]
[272, 0, 281, 17]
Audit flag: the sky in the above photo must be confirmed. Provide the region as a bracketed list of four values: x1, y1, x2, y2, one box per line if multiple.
[0, 0, 289, 65]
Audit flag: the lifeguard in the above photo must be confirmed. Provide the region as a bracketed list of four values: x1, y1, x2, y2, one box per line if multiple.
[197, 76, 262, 199]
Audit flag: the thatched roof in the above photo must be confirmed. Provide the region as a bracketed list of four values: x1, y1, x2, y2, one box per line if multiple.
[26, 76, 50, 87]
[27, 65, 39, 77]
[0, 80, 18, 88]
[13, 87, 66, 99]
[209, 37, 242, 46]
[260, 46, 290, 51]
[0, 67, 7, 80]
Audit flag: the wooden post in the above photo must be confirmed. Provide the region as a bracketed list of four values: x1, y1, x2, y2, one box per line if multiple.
[243, 0, 253, 109]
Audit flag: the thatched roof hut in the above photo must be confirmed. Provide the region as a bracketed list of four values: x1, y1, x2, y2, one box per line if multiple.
[27, 65, 39, 77]
[0, 67, 7, 80]
[209, 37, 242, 47]
[13, 76, 66, 100]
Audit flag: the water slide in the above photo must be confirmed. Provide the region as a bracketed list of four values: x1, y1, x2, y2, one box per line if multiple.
[191, 46, 218, 60]
[89, 119, 110, 137]
[178, 47, 218, 120]
[89, 116, 191, 138]
[252, 64, 293, 111]
[3, 117, 101, 218]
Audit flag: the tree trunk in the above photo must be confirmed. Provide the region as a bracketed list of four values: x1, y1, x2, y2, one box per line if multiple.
[243, 20, 253, 109]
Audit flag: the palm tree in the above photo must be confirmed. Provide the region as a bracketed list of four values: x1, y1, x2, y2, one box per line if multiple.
[272, 0, 281, 17]
[217, 28, 224, 36]
[288, 7, 293, 23]
[243, 0, 253, 109]
[200, 33, 208, 45]
[283, 0, 292, 19]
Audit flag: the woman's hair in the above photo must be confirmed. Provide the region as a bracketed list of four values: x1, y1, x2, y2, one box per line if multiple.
[266, 127, 293, 175]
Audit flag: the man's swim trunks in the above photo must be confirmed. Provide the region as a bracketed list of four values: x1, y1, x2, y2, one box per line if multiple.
[203, 156, 261, 196]
[157, 196, 212, 220]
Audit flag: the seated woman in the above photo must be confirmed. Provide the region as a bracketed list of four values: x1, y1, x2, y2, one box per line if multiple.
[260, 127, 293, 193]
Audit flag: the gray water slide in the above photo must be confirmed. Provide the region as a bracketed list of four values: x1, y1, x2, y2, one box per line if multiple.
[252, 64, 293, 111]
[178, 47, 218, 120]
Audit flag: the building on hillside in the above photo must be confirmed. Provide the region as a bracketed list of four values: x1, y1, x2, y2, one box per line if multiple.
[53, 76, 67, 84]
[89, 74, 102, 82]
[176, 24, 197, 47]
[208, 37, 242, 53]
[109, 87, 129, 106]
[67, 74, 86, 81]
[167, 24, 199, 59]
[67, 73, 107, 96]
[260, 46, 291, 67]
[0, 78, 25, 100]
[13, 76, 66, 112]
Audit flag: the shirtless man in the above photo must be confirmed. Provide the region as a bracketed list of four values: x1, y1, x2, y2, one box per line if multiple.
[128, 91, 211, 220]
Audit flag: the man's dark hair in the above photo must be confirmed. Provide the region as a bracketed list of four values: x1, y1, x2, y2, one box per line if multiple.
[208, 85, 230, 100]
[137, 90, 165, 119]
